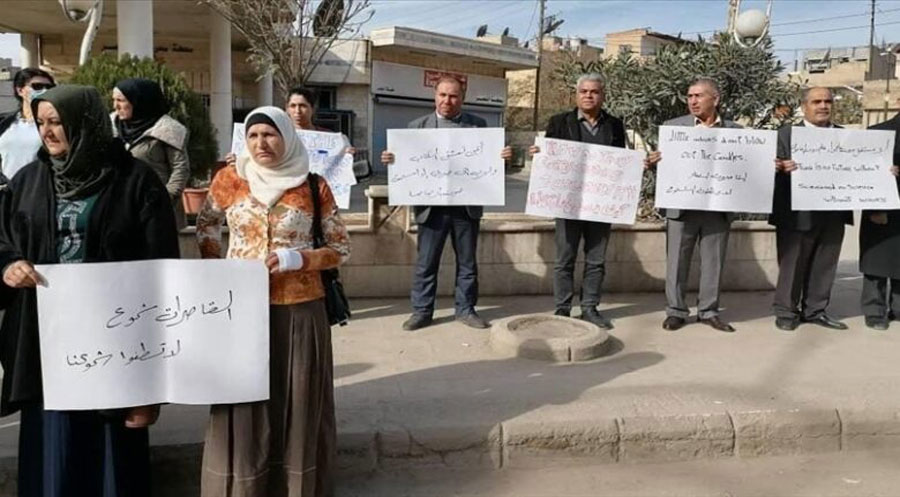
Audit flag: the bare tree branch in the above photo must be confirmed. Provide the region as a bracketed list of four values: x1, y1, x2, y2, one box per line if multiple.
[201, 0, 373, 95]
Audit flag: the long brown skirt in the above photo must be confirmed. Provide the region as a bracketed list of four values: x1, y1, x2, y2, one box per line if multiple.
[201, 300, 335, 497]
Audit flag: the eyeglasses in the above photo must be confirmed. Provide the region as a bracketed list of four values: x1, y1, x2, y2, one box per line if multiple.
[30, 83, 55, 91]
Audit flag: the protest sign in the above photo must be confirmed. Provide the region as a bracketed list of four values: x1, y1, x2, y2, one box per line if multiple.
[790, 127, 899, 210]
[36, 259, 269, 410]
[655, 126, 777, 213]
[232, 123, 356, 209]
[387, 128, 505, 206]
[525, 138, 643, 224]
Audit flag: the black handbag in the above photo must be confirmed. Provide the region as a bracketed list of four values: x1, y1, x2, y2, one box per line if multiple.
[308, 173, 351, 326]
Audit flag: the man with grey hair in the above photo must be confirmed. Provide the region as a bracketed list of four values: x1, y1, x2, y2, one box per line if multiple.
[529, 72, 627, 329]
[769, 86, 852, 331]
[645, 77, 739, 332]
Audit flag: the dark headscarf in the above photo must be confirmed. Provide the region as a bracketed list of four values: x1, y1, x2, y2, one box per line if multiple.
[31, 85, 114, 199]
[113, 78, 169, 144]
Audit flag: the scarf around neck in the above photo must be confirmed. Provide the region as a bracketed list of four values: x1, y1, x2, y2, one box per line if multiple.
[32, 85, 114, 200]
[236, 106, 309, 207]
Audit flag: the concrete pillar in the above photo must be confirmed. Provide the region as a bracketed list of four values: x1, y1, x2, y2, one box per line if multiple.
[256, 72, 273, 107]
[20, 33, 39, 68]
[117, 0, 154, 58]
[210, 11, 233, 160]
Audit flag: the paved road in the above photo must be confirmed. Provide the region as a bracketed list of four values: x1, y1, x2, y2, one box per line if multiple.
[339, 449, 900, 497]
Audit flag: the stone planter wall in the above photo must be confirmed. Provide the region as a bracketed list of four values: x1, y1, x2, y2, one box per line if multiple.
[179, 210, 777, 298]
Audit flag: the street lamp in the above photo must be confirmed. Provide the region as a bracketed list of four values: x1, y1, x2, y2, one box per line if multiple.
[58, 0, 104, 66]
[728, 0, 773, 48]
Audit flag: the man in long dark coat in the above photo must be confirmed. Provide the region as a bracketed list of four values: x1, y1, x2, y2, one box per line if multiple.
[859, 102, 900, 330]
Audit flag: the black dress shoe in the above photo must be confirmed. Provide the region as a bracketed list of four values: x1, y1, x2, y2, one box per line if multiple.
[865, 316, 889, 331]
[802, 314, 848, 330]
[402, 314, 433, 331]
[554, 308, 571, 317]
[775, 317, 800, 331]
[457, 312, 490, 329]
[662, 316, 685, 331]
[581, 308, 613, 330]
[699, 316, 735, 332]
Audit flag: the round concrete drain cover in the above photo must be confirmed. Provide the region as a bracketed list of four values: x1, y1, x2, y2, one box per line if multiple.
[490, 314, 611, 362]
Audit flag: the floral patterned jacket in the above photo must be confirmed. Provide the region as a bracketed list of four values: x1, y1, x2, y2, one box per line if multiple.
[196, 165, 350, 305]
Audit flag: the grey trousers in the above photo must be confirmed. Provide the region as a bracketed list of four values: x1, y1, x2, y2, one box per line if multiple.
[553, 218, 612, 312]
[861, 274, 900, 318]
[773, 223, 844, 319]
[665, 211, 731, 319]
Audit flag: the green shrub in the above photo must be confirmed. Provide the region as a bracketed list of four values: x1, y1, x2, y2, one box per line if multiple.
[554, 34, 800, 222]
[67, 54, 219, 184]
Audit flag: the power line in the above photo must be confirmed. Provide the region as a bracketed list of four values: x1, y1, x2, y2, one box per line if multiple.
[772, 6, 900, 27]
[682, 7, 900, 36]
[522, 0, 540, 42]
[772, 19, 900, 38]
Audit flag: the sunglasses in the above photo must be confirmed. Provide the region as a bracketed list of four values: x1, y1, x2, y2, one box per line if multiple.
[30, 83, 55, 91]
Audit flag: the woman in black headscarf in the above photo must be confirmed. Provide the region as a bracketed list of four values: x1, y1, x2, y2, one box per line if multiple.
[0, 85, 179, 497]
[112, 78, 190, 201]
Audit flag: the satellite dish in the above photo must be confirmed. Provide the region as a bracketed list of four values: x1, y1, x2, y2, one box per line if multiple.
[542, 16, 564, 35]
[314, 0, 345, 37]
[502, 27, 510, 37]
[476, 24, 488, 37]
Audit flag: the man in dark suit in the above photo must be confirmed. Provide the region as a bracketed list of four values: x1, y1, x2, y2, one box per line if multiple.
[645, 78, 739, 333]
[859, 98, 900, 330]
[528, 73, 627, 329]
[770, 87, 853, 331]
[382, 76, 512, 331]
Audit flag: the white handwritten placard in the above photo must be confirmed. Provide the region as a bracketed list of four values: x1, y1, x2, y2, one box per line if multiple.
[387, 128, 505, 206]
[36, 259, 270, 410]
[655, 126, 777, 213]
[232, 123, 357, 209]
[525, 138, 643, 224]
[790, 126, 898, 210]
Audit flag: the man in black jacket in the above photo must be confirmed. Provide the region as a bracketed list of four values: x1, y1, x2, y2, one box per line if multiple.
[529, 74, 626, 329]
[770, 87, 853, 331]
[859, 97, 900, 330]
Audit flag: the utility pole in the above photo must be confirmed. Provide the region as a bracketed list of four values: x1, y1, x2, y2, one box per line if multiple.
[532, 0, 545, 131]
[867, 0, 876, 80]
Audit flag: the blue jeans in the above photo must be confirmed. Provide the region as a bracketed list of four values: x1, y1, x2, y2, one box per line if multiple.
[410, 206, 480, 317]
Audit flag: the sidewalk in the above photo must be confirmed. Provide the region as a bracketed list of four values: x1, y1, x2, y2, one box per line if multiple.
[2, 262, 900, 494]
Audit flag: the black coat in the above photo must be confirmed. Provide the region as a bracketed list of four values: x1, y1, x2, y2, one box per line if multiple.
[768, 123, 854, 230]
[544, 108, 626, 148]
[859, 115, 900, 278]
[0, 141, 180, 416]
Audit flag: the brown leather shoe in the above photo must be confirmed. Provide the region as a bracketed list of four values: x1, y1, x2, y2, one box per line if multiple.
[699, 316, 736, 332]
[662, 316, 686, 331]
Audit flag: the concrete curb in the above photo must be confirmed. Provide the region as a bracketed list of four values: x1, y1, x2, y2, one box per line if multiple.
[1, 407, 898, 494]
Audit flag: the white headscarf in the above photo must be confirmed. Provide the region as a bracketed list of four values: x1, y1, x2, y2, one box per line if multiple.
[236, 106, 309, 207]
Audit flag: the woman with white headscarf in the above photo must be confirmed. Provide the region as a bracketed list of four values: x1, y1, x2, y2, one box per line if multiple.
[196, 106, 349, 497]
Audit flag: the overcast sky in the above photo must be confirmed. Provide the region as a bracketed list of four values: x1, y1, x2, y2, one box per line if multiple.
[1, 0, 898, 69]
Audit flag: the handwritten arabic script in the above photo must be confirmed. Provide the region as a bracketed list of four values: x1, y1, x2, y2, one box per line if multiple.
[105, 290, 233, 329]
[655, 126, 777, 213]
[232, 124, 357, 209]
[790, 127, 899, 210]
[387, 127, 505, 206]
[36, 259, 270, 410]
